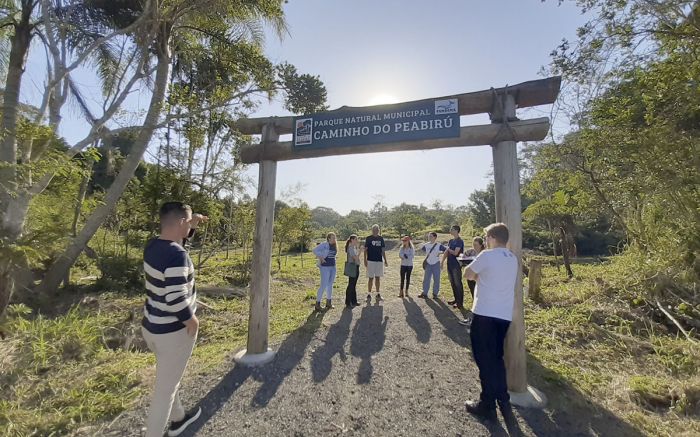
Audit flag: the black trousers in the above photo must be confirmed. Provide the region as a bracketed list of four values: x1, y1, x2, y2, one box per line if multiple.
[400, 266, 413, 290]
[447, 265, 464, 306]
[470, 314, 511, 408]
[345, 274, 359, 306]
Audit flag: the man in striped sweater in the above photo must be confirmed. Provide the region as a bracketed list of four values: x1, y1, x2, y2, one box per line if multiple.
[141, 202, 207, 437]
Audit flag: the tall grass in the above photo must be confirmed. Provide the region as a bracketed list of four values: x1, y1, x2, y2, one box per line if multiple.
[525, 256, 700, 437]
[0, 303, 147, 436]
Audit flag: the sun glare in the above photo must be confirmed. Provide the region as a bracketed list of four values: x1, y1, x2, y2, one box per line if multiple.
[366, 94, 400, 106]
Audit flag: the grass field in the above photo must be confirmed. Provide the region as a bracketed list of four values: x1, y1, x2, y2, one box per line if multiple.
[1, 247, 698, 436]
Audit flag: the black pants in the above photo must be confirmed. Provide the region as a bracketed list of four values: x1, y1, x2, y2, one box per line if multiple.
[470, 314, 511, 408]
[345, 274, 359, 306]
[467, 280, 476, 298]
[400, 266, 413, 291]
[447, 265, 464, 306]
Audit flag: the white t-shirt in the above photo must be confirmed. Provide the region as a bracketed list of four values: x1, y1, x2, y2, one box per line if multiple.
[421, 242, 445, 265]
[399, 246, 415, 266]
[468, 248, 517, 321]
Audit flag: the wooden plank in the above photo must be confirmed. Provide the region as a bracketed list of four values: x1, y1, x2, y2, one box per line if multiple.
[240, 117, 550, 164]
[491, 93, 528, 393]
[234, 76, 560, 135]
[528, 259, 543, 302]
[245, 124, 277, 355]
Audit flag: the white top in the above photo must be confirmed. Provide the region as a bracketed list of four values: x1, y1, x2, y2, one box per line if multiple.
[468, 248, 517, 321]
[399, 246, 415, 266]
[421, 242, 445, 265]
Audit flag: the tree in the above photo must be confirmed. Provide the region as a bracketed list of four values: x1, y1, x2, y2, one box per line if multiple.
[311, 206, 342, 229]
[337, 209, 370, 239]
[273, 203, 311, 270]
[467, 183, 496, 229]
[36, 0, 327, 297]
[389, 203, 426, 237]
[369, 199, 388, 227]
[0, 0, 144, 313]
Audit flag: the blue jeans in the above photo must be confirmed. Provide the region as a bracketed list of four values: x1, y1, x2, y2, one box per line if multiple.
[317, 265, 336, 302]
[422, 262, 441, 297]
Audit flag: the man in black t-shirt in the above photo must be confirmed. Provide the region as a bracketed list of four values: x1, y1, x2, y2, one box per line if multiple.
[364, 224, 388, 303]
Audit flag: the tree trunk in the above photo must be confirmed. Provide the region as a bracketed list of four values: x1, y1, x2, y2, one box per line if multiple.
[71, 160, 94, 236]
[164, 72, 175, 168]
[200, 116, 213, 190]
[149, 142, 163, 237]
[185, 119, 195, 184]
[547, 218, 560, 271]
[277, 240, 282, 270]
[37, 36, 173, 294]
[528, 259, 543, 303]
[0, 191, 32, 317]
[0, 13, 33, 244]
[0, 262, 15, 319]
[65, 159, 94, 286]
[559, 226, 574, 279]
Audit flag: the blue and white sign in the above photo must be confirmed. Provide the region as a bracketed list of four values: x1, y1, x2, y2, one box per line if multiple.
[293, 98, 460, 149]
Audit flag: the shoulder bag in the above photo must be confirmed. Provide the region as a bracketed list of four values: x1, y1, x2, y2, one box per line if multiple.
[422, 242, 438, 270]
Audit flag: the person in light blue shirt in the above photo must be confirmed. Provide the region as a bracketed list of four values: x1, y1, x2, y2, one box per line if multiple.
[313, 232, 338, 311]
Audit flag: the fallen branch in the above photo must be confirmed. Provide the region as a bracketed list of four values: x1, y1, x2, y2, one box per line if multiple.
[590, 323, 654, 351]
[196, 299, 215, 310]
[108, 411, 125, 429]
[655, 299, 697, 343]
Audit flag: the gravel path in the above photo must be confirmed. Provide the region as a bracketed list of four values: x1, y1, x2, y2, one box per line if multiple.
[101, 247, 644, 437]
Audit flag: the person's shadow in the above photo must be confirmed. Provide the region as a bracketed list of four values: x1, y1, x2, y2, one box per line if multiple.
[424, 297, 469, 348]
[311, 307, 353, 382]
[179, 311, 326, 436]
[350, 301, 389, 384]
[402, 296, 431, 343]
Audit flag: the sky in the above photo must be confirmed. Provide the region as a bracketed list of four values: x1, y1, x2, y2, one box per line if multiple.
[22, 0, 589, 215]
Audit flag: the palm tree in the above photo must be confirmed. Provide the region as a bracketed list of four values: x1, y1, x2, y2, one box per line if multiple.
[37, 0, 289, 294]
[0, 0, 150, 315]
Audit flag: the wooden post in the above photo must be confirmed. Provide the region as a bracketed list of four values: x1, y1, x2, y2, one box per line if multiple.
[529, 259, 543, 303]
[491, 92, 527, 393]
[234, 124, 278, 366]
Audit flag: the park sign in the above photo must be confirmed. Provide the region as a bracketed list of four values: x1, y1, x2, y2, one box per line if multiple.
[293, 98, 460, 149]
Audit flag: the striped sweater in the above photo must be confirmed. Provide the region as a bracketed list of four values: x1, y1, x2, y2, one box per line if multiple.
[142, 238, 197, 334]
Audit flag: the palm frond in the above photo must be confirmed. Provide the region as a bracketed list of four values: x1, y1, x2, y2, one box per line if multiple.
[66, 74, 97, 124]
[0, 0, 20, 14]
[229, 17, 264, 45]
[0, 26, 11, 76]
[92, 40, 122, 96]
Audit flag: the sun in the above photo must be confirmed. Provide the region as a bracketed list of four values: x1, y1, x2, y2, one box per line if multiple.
[366, 93, 399, 106]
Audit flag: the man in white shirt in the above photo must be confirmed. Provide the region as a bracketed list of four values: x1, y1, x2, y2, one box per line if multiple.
[463, 223, 520, 435]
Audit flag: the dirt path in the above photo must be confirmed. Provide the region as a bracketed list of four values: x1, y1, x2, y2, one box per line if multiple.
[103, 247, 643, 437]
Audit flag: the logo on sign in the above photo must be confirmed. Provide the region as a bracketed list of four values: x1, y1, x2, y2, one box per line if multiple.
[295, 118, 313, 145]
[434, 99, 458, 115]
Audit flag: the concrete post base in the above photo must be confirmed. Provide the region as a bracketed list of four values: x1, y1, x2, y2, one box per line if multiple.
[233, 348, 276, 367]
[509, 385, 547, 408]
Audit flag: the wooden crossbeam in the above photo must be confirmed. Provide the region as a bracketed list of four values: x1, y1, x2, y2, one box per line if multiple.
[234, 76, 561, 135]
